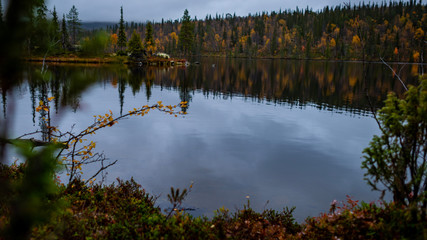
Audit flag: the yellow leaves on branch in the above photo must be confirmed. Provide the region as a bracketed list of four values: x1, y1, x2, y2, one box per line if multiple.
[180, 101, 188, 107]
[61, 101, 187, 179]
[66, 101, 187, 162]
[157, 101, 164, 108]
[126, 101, 187, 119]
[36, 96, 55, 112]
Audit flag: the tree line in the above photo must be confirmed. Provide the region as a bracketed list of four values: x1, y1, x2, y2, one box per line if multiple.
[108, 0, 425, 62]
[0, 0, 425, 62]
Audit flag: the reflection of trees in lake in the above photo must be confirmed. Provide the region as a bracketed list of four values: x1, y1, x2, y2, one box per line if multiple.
[142, 59, 420, 114]
[177, 68, 193, 113]
[1, 60, 422, 119]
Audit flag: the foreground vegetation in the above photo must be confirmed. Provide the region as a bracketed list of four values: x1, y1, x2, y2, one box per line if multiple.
[0, 163, 426, 239]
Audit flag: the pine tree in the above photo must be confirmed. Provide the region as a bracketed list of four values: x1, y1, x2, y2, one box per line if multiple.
[178, 9, 194, 55]
[61, 14, 70, 51]
[33, 3, 49, 53]
[51, 7, 60, 43]
[67, 5, 81, 46]
[118, 6, 127, 53]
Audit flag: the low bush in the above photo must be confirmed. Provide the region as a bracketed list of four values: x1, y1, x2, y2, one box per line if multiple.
[301, 196, 427, 240]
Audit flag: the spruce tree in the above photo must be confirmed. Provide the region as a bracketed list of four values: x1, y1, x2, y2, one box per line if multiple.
[67, 5, 81, 46]
[117, 6, 127, 53]
[61, 14, 70, 51]
[51, 7, 60, 43]
[33, 3, 49, 53]
[178, 9, 194, 55]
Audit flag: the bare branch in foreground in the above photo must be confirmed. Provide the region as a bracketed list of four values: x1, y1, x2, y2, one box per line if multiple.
[380, 57, 408, 91]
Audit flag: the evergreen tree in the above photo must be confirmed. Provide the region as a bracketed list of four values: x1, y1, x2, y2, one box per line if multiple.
[117, 6, 127, 52]
[144, 21, 154, 48]
[178, 9, 194, 55]
[35, 4, 47, 23]
[32, 3, 49, 53]
[254, 17, 265, 45]
[67, 5, 81, 46]
[51, 7, 60, 43]
[127, 30, 143, 54]
[61, 14, 70, 51]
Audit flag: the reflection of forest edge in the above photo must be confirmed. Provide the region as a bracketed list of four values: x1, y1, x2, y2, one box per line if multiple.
[1, 59, 423, 119]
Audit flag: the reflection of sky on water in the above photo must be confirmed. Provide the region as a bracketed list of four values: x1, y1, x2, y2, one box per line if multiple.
[7, 79, 383, 221]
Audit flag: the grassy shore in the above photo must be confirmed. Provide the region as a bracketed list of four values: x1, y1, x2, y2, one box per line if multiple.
[25, 55, 188, 66]
[25, 55, 128, 64]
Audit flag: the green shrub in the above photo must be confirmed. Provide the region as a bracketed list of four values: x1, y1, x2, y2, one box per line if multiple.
[362, 75, 427, 209]
[80, 30, 109, 57]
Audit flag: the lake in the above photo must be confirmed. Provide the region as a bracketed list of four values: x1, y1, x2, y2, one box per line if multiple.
[1, 58, 423, 221]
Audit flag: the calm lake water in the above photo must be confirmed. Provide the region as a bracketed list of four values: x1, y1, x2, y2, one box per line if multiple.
[1, 58, 423, 221]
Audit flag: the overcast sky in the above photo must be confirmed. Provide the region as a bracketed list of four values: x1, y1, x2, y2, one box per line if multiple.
[4, 0, 391, 22]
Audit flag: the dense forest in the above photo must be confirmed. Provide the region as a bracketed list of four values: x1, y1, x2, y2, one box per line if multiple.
[0, 0, 425, 62]
[109, 0, 426, 62]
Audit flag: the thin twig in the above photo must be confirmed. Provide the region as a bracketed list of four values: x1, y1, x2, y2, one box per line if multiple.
[41, 40, 61, 74]
[16, 130, 42, 139]
[380, 57, 408, 91]
[85, 159, 118, 185]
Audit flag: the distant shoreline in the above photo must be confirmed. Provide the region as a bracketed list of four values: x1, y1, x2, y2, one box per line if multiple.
[25, 55, 427, 66]
[25, 56, 126, 64]
[24, 56, 189, 67]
